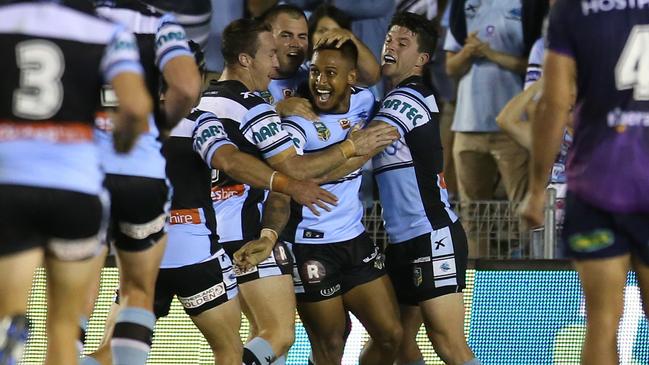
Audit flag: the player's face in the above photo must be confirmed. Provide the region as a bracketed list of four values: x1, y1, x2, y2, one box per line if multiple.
[309, 49, 355, 113]
[312, 16, 341, 48]
[271, 13, 308, 78]
[381, 25, 424, 81]
[250, 31, 280, 91]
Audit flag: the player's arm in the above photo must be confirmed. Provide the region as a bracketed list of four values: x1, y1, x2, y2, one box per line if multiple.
[233, 193, 291, 269]
[267, 122, 398, 180]
[313, 121, 393, 184]
[193, 114, 338, 214]
[156, 15, 201, 130]
[521, 51, 575, 227]
[102, 29, 153, 153]
[495, 79, 543, 151]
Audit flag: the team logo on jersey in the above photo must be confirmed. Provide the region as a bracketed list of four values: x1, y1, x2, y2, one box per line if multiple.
[338, 118, 351, 130]
[413, 266, 423, 287]
[258, 90, 274, 104]
[313, 121, 331, 141]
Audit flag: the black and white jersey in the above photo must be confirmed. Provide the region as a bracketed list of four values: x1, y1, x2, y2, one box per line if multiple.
[95, 0, 193, 179]
[372, 76, 458, 244]
[0, 0, 142, 195]
[195, 80, 295, 243]
[161, 109, 234, 268]
[139, 0, 212, 47]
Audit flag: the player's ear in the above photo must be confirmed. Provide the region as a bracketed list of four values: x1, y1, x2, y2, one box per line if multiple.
[416, 52, 430, 68]
[347, 67, 357, 85]
[238, 53, 253, 68]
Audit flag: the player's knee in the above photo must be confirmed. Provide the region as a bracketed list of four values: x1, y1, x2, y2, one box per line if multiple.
[373, 323, 403, 354]
[258, 327, 295, 355]
[314, 334, 345, 357]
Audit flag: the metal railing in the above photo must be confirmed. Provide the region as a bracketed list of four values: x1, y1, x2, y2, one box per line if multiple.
[362, 188, 560, 260]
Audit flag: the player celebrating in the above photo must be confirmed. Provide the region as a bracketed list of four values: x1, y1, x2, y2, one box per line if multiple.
[375, 13, 480, 365]
[0, 0, 150, 363]
[521, 2, 649, 364]
[261, 40, 403, 365]
[196, 18, 397, 365]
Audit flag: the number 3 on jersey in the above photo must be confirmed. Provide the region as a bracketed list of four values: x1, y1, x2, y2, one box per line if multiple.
[13, 40, 64, 119]
[615, 25, 649, 101]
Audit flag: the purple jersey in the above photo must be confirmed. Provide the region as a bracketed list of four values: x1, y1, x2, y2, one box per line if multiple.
[547, 0, 649, 213]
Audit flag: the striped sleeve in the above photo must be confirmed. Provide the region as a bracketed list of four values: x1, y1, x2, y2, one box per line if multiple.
[155, 13, 193, 70]
[241, 103, 294, 159]
[101, 26, 143, 82]
[192, 111, 235, 167]
[281, 117, 308, 155]
[374, 87, 438, 136]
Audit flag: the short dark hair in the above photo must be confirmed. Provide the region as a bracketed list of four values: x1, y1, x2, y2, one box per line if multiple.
[313, 40, 358, 68]
[261, 4, 307, 25]
[388, 12, 438, 60]
[221, 18, 272, 66]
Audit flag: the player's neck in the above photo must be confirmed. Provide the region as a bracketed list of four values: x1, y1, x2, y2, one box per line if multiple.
[220, 66, 256, 92]
[387, 69, 422, 91]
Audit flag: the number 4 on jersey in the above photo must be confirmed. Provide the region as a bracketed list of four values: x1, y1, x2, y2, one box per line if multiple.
[615, 25, 649, 101]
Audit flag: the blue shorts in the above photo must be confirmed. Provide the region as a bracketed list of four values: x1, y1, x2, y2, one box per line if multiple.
[562, 192, 649, 264]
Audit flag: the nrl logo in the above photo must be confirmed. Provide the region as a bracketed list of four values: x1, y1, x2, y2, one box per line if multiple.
[313, 121, 330, 141]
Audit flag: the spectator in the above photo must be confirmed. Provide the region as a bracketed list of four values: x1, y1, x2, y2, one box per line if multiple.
[204, 0, 244, 77]
[444, 0, 529, 257]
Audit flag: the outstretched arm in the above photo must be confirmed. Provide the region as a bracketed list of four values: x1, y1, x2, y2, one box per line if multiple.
[233, 193, 291, 269]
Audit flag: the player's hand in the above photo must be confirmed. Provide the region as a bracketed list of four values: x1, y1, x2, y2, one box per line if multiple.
[276, 97, 319, 120]
[519, 190, 545, 229]
[348, 123, 399, 156]
[287, 179, 338, 216]
[314, 28, 354, 49]
[112, 117, 147, 153]
[233, 237, 275, 270]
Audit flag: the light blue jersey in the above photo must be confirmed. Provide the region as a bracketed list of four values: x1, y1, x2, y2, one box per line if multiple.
[94, 8, 192, 178]
[373, 76, 458, 244]
[267, 63, 309, 104]
[0, 3, 143, 195]
[281, 87, 375, 244]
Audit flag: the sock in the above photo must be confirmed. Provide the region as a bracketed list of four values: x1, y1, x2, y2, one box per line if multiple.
[79, 356, 101, 365]
[111, 307, 155, 365]
[77, 316, 89, 355]
[404, 359, 425, 365]
[464, 359, 482, 365]
[243, 336, 276, 365]
[0, 315, 30, 365]
[272, 355, 286, 365]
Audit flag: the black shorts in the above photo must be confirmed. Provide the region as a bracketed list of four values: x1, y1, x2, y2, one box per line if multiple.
[104, 174, 170, 251]
[385, 220, 468, 306]
[562, 192, 649, 264]
[222, 239, 293, 284]
[0, 185, 107, 260]
[289, 232, 386, 303]
[154, 249, 238, 317]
